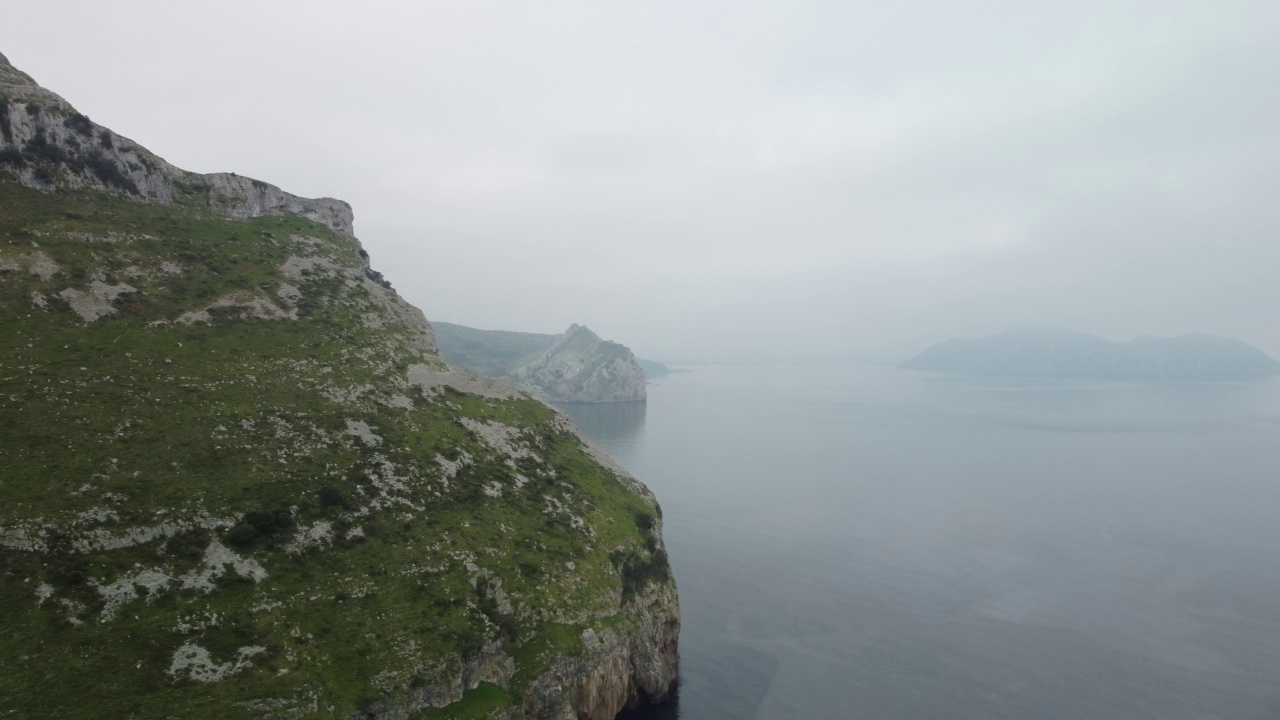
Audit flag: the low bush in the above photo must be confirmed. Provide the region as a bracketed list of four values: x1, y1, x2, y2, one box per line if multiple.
[64, 113, 93, 136]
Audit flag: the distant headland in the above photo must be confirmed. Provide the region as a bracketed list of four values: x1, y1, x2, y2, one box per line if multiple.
[433, 321, 663, 402]
[900, 326, 1280, 381]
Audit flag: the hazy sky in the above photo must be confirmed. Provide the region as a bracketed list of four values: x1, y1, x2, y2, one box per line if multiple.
[5, 1, 1279, 362]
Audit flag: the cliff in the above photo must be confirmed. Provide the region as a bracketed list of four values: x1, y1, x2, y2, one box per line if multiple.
[901, 326, 1280, 381]
[508, 325, 647, 404]
[0, 51, 355, 238]
[434, 323, 651, 403]
[433, 322, 560, 378]
[0, 52, 677, 719]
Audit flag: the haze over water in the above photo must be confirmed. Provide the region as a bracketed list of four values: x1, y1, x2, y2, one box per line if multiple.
[564, 365, 1280, 720]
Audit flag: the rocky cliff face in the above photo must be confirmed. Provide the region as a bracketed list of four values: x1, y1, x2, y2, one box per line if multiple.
[0, 52, 676, 719]
[0, 51, 354, 239]
[508, 325, 648, 404]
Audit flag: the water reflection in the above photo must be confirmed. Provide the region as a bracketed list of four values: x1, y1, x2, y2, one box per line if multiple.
[554, 401, 647, 466]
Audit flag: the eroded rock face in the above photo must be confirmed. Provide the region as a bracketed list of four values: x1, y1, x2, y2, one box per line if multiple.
[525, 584, 680, 720]
[0, 53, 354, 239]
[0, 51, 675, 719]
[508, 325, 648, 404]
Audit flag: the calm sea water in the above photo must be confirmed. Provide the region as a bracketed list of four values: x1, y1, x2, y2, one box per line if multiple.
[560, 364, 1280, 720]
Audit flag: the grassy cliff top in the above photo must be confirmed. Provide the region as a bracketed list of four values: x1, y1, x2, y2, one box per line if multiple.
[0, 63, 675, 717]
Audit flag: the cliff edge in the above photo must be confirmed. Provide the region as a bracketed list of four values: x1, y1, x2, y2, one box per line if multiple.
[0, 52, 676, 719]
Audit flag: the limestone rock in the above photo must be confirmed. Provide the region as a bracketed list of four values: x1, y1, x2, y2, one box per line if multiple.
[0, 52, 354, 239]
[506, 325, 648, 404]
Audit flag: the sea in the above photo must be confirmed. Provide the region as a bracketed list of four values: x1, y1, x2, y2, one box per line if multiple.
[558, 364, 1280, 720]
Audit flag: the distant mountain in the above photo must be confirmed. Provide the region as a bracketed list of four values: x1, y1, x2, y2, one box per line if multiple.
[509, 324, 648, 403]
[436, 322, 650, 402]
[431, 321, 558, 376]
[901, 326, 1280, 381]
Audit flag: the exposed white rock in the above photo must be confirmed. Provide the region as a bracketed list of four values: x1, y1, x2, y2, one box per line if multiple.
[280, 255, 338, 281]
[460, 418, 540, 464]
[74, 514, 234, 553]
[181, 540, 268, 592]
[94, 567, 173, 620]
[0, 524, 48, 552]
[74, 506, 118, 525]
[175, 309, 212, 325]
[408, 363, 522, 400]
[173, 291, 295, 324]
[58, 280, 137, 322]
[345, 419, 382, 447]
[167, 643, 266, 683]
[285, 521, 334, 555]
[276, 282, 301, 304]
[0, 249, 60, 281]
[507, 324, 647, 403]
[384, 394, 414, 410]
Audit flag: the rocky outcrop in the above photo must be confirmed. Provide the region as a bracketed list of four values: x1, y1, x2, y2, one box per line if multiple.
[0, 51, 675, 719]
[524, 584, 680, 719]
[0, 51, 354, 239]
[508, 325, 648, 403]
[433, 322, 670, 397]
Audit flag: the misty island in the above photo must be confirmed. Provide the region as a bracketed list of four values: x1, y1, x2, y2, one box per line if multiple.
[0, 52, 678, 718]
[901, 326, 1280, 381]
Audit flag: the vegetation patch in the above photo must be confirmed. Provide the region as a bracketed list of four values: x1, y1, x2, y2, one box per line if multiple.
[0, 175, 672, 719]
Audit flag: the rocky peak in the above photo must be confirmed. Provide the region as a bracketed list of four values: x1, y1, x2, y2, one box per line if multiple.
[509, 324, 648, 403]
[0, 52, 354, 239]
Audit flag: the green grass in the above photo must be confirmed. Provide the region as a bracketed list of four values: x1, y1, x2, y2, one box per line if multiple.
[0, 179, 673, 718]
[411, 682, 516, 720]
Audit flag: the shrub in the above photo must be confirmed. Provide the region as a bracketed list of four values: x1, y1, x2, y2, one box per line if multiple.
[225, 523, 258, 547]
[84, 150, 140, 194]
[363, 266, 393, 290]
[609, 547, 671, 599]
[25, 130, 67, 165]
[635, 511, 655, 532]
[64, 113, 93, 136]
[227, 507, 295, 548]
[0, 147, 24, 167]
[167, 530, 210, 561]
[318, 485, 351, 510]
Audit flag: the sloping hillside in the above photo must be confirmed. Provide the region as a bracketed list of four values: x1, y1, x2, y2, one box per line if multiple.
[0, 51, 676, 719]
[432, 322, 559, 378]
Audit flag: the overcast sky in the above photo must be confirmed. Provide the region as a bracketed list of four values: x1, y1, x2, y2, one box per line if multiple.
[5, 1, 1279, 362]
